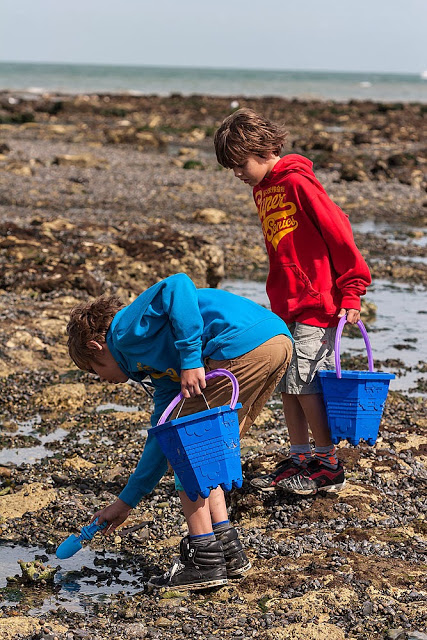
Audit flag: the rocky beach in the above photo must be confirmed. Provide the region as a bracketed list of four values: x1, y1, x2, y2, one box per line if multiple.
[0, 91, 426, 640]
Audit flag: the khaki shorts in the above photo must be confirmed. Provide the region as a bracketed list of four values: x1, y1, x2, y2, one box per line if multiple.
[277, 323, 336, 395]
[172, 334, 293, 436]
[172, 335, 293, 492]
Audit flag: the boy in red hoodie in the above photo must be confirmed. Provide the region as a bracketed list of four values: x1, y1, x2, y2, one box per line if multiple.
[214, 108, 371, 495]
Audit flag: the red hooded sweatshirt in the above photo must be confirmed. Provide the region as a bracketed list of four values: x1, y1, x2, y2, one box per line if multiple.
[253, 154, 371, 327]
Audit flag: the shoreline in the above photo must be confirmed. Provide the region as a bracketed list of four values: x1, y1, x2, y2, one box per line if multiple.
[2, 87, 427, 104]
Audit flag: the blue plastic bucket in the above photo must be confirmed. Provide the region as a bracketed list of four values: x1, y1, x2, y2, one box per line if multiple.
[318, 318, 394, 446]
[151, 369, 243, 501]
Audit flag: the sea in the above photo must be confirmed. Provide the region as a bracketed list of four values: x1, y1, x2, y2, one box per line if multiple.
[1, 61, 427, 102]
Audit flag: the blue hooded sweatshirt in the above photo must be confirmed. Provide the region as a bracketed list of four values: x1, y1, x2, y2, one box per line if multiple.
[106, 273, 291, 507]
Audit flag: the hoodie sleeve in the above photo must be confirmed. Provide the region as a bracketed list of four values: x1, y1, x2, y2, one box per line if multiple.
[118, 432, 168, 508]
[159, 273, 204, 370]
[118, 376, 181, 507]
[303, 191, 371, 309]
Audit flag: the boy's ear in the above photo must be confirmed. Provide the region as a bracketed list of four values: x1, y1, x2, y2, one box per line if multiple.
[87, 340, 104, 352]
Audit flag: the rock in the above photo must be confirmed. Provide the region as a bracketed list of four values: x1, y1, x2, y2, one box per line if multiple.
[63, 455, 95, 471]
[0, 482, 57, 519]
[124, 622, 147, 638]
[6, 329, 46, 350]
[187, 128, 206, 142]
[104, 128, 166, 149]
[0, 617, 41, 640]
[361, 298, 377, 320]
[340, 162, 369, 181]
[194, 208, 228, 224]
[154, 617, 171, 628]
[135, 131, 165, 148]
[4, 161, 34, 176]
[34, 383, 87, 410]
[267, 622, 346, 639]
[12, 559, 58, 584]
[362, 600, 374, 615]
[53, 153, 109, 169]
[353, 132, 372, 145]
[101, 465, 127, 482]
[387, 630, 407, 640]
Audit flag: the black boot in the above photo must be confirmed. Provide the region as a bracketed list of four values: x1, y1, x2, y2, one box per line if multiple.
[148, 536, 228, 591]
[215, 526, 251, 578]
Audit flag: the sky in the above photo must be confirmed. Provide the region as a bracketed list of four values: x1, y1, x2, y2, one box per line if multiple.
[0, 0, 426, 74]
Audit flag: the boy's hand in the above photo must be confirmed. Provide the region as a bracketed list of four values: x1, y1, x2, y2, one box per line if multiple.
[91, 498, 132, 535]
[180, 367, 206, 398]
[338, 308, 360, 324]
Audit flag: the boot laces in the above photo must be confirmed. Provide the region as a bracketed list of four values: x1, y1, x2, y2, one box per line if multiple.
[162, 556, 184, 580]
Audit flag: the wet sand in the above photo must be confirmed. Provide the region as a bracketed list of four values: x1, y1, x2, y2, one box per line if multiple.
[0, 92, 426, 639]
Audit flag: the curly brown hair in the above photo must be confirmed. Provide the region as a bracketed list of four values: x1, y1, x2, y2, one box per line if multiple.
[214, 108, 288, 169]
[67, 295, 124, 371]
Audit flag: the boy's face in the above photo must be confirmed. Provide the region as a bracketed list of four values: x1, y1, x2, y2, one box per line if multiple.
[87, 342, 129, 384]
[232, 153, 279, 187]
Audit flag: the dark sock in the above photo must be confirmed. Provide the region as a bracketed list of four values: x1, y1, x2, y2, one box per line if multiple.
[212, 520, 231, 534]
[189, 532, 216, 546]
[290, 444, 313, 466]
[315, 445, 338, 470]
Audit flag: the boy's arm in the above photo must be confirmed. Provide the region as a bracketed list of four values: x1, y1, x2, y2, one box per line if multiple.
[302, 189, 371, 309]
[159, 273, 205, 370]
[92, 429, 169, 535]
[118, 377, 181, 508]
[159, 273, 207, 396]
[117, 432, 169, 508]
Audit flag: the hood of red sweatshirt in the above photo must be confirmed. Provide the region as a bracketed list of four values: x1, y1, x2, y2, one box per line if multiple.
[258, 153, 319, 189]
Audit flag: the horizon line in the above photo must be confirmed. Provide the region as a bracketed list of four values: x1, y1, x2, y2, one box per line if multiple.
[0, 59, 423, 78]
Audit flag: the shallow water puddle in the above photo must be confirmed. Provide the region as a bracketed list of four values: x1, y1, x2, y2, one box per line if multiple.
[222, 278, 426, 394]
[0, 415, 69, 466]
[395, 255, 427, 265]
[96, 403, 141, 413]
[0, 542, 144, 614]
[1, 403, 148, 465]
[352, 220, 427, 248]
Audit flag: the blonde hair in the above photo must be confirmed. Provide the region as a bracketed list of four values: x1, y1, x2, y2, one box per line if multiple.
[214, 108, 288, 168]
[67, 295, 124, 371]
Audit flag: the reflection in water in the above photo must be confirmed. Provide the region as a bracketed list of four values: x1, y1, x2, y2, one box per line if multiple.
[0, 543, 144, 614]
[0, 426, 69, 465]
[59, 576, 81, 593]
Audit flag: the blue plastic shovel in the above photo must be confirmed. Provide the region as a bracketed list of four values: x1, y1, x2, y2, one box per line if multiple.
[56, 519, 108, 559]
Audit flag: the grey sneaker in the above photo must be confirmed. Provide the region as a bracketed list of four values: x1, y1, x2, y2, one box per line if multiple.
[147, 536, 228, 591]
[250, 457, 304, 492]
[276, 459, 345, 495]
[215, 526, 251, 578]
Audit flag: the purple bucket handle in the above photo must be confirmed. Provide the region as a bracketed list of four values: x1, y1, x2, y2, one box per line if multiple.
[335, 316, 374, 378]
[157, 368, 240, 426]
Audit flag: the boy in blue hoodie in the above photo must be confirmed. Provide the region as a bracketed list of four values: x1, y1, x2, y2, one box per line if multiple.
[67, 273, 292, 591]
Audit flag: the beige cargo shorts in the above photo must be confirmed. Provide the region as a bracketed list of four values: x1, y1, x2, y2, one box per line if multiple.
[172, 335, 293, 437]
[277, 322, 336, 395]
